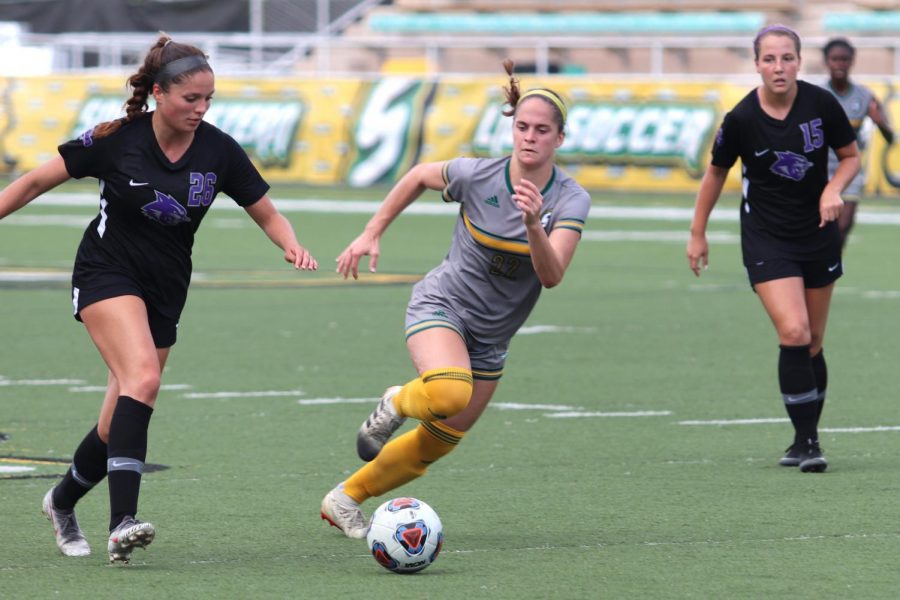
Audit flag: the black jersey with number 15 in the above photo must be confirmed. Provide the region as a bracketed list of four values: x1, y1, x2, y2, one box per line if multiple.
[711, 81, 855, 260]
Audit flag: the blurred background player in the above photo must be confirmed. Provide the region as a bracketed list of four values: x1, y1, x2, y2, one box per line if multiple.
[320, 59, 591, 538]
[0, 35, 317, 563]
[822, 37, 894, 248]
[687, 25, 859, 473]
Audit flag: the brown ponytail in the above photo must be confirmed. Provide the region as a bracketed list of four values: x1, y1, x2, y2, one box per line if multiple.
[92, 34, 210, 139]
[499, 59, 566, 132]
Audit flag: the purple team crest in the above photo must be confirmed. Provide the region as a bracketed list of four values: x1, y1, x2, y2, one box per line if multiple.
[769, 151, 813, 182]
[141, 190, 191, 226]
[79, 129, 94, 147]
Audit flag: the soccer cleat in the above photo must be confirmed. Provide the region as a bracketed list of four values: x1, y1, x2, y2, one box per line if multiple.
[357, 385, 406, 462]
[42, 488, 91, 557]
[779, 444, 803, 467]
[798, 439, 828, 473]
[107, 517, 156, 564]
[320, 486, 369, 539]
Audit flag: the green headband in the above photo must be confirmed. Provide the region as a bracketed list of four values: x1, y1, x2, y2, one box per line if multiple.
[519, 89, 567, 123]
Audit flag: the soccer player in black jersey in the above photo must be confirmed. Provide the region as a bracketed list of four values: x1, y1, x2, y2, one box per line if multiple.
[687, 25, 860, 473]
[0, 36, 318, 562]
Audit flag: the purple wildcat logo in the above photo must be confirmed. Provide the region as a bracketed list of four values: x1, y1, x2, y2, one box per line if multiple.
[79, 129, 94, 147]
[769, 151, 813, 182]
[141, 190, 190, 226]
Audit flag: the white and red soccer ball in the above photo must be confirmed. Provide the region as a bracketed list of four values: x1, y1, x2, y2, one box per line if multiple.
[366, 497, 443, 574]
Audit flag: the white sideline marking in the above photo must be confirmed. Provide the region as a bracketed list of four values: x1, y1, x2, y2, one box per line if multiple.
[0, 378, 84, 387]
[862, 290, 900, 300]
[517, 325, 595, 335]
[680, 418, 900, 433]
[0, 270, 70, 281]
[0, 466, 34, 474]
[298, 397, 377, 405]
[547, 410, 672, 418]
[183, 390, 305, 399]
[679, 418, 789, 425]
[583, 230, 738, 243]
[21, 193, 900, 223]
[492, 402, 578, 411]
[2, 214, 91, 228]
[821, 425, 900, 433]
[70, 383, 192, 393]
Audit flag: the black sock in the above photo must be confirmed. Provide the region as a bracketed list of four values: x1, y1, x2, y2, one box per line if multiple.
[107, 396, 153, 531]
[778, 345, 818, 443]
[811, 349, 827, 424]
[53, 425, 108, 511]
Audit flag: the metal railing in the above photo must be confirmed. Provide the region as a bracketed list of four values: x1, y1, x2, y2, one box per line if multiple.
[8, 31, 900, 78]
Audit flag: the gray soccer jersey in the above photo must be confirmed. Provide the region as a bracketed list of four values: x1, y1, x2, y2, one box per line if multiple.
[405, 156, 591, 347]
[825, 82, 874, 196]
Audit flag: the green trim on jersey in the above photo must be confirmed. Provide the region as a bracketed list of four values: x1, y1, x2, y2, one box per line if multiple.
[503, 159, 557, 195]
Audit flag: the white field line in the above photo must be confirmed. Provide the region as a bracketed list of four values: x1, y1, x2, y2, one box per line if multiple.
[583, 230, 739, 243]
[0, 378, 84, 386]
[517, 325, 596, 335]
[19, 193, 900, 224]
[820, 425, 900, 433]
[182, 390, 305, 399]
[679, 418, 789, 425]
[680, 418, 900, 433]
[547, 410, 672, 418]
[69, 383, 192, 393]
[0, 466, 34, 473]
[298, 397, 378, 405]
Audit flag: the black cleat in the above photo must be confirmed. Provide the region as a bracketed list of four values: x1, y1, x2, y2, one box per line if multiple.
[797, 439, 828, 473]
[779, 444, 803, 467]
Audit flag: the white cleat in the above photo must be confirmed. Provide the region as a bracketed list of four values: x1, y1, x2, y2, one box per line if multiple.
[357, 385, 406, 462]
[320, 486, 369, 539]
[42, 488, 91, 557]
[108, 517, 155, 564]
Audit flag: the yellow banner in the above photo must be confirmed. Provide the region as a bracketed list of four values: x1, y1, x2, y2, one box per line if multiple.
[1, 74, 898, 197]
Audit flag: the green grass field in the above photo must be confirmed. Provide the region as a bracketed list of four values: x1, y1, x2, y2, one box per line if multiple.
[2, 184, 900, 599]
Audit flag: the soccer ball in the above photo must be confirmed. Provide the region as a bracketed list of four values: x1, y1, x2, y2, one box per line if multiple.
[366, 497, 443, 574]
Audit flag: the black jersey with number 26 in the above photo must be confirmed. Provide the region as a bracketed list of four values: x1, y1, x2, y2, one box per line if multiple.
[59, 113, 269, 317]
[711, 81, 855, 262]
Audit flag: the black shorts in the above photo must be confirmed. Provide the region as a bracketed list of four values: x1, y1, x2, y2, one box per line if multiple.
[72, 274, 179, 349]
[745, 256, 843, 289]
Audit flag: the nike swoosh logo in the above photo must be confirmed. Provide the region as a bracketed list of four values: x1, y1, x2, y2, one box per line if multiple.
[110, 460, 139, 468]
[754, 149, 769, 157]
[129, 179, 149, 187]
[828, 262, 840, 272]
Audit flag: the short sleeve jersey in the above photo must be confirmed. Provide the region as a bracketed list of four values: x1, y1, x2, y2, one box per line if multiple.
[824, 81, 873, 182]
[711, 81, 856, 261]
[410, 156, 590, 344]
[59, 114, 269, 317]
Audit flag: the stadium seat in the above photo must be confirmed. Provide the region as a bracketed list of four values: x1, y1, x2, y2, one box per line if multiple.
[367, 11, 766, 35]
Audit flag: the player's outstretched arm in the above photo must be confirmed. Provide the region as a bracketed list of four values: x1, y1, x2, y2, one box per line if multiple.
[336, 161, 445, 280]
[0, 156, 71, 220]
[244, 195, 318, 270]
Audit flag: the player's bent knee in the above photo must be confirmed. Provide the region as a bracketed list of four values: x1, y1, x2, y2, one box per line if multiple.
[421, 368, 473, 420]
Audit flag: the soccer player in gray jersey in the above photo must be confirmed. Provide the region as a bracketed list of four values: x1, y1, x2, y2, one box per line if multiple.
[321, 60, 591, 538]
[823, 37, 894, 247]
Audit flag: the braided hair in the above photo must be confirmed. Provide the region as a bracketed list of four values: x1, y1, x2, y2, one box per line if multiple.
[93, 34, 210, 138]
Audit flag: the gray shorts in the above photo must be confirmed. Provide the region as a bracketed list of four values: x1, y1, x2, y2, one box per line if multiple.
[405, 297, 508, 381]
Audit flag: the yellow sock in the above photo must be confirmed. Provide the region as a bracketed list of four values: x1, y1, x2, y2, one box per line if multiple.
[343, 421, 464, 503]
[394, 367, 473, 421]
